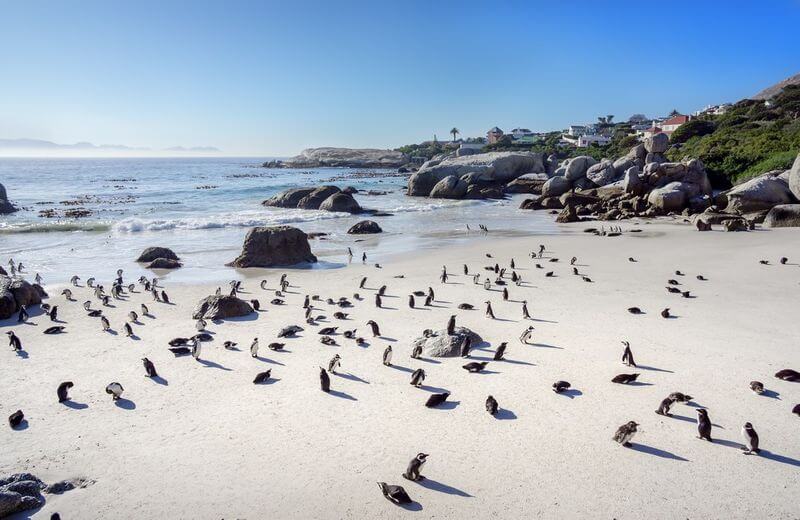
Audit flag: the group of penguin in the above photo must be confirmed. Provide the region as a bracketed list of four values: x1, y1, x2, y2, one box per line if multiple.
[4, 246, 800, 511]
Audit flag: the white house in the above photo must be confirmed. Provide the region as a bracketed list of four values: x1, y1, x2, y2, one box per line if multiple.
[577, 134, 611, 147]
[568, 125, 587, 137]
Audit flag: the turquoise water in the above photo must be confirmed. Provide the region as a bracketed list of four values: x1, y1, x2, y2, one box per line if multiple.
[0, 157, 558, 284]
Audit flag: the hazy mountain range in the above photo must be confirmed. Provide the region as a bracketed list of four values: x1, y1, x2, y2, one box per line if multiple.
[0, 138, 221, 156]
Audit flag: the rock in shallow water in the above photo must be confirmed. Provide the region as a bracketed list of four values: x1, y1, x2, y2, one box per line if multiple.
[347, 220, 383, 234]
[228, 226, 317, 268]
[136, 247, 180, 263]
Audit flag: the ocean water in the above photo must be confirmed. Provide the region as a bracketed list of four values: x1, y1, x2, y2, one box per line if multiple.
[0, 157, 560, 284]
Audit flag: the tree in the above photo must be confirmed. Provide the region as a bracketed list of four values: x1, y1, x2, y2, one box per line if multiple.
[606, 115, 614, 124]
[597, 116, 607, 125]
[669, 109, 680, 117]
[628, 113, 648, 123]
[450, 127, 460, 142]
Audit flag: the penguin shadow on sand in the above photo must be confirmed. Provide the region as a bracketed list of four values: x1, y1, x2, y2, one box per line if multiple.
[254, 356, 284, 366]
[149, 375, 169, 386]
[759, 389, 781, 399]
[196, 358, 233, 371]
[104, 328, 119, 336]
[415, 357, 441, 365]
[10, 418, 30, 430]
[493, 408, 517, 420]
[418, 477, 473, 498]
[668, 414, 724, 428]
[628, 443, 689, 462]
[419, 384, 449, 394]
[62, 399, 89, 410]
[555, 389, 583, 399]
[15, 350, 29, 359]
[327, 389, 357, 401]
[431, 400, 460, 411]
[254, 377, 280, 386]
[388, 364, 415, 374]
[335, 372, 370, 384]
[527, 342, 563, 350]
[636, 364, 673, 374]
[114, 398, 136, 410]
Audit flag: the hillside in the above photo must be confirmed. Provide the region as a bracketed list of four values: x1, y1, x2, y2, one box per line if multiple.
[751, 72, 800, 101]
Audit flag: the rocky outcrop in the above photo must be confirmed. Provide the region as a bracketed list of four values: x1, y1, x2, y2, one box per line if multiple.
[504, 173, 548, 194]
[347, 220, 382, 234]
[564, 156, 598, 181]
[228, 226, 317, 268]
[297, 186, 341, 210]
[541, 176, 572, 198]
[724, 171, 796, 213]
[136, 247, 179, 263]
[429, 175, 468, 199]
[788, 153, 800, 200]
[262, 187, 316, 208]
[645, 133, 669, 154]
[0, 182, 17, 214]
[147, 258, 182, 269]
[0, 276, 44, 320]
[0, 473, 45, 517]
[262, 148, 409, 169]
[764, 204, 800, 228]
[411, 327, 482, 358]
[318, 192, 361, 213]
[192, 295, 254, 320]
[407, 152, 546, 196]
[586, 159, 618, 186]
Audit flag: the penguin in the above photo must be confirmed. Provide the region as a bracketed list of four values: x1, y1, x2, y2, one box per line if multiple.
[141, 303, 149, 316]
[522, 301, 531, 320]
[458, 303, 474, 310]
[462, 361, 488, 373]
[251, 299, 260, 311]
[519, 326, 534, 344]
[696, 275, 707, 281]
[612, 421, 639, 447]
[8, 410, 25, 429]
[621, 341, 636, 367]
[375, 294, 382, 308]
[408, 294, 415, 309]
[424, 294, 433, 306]
[382, 346, 393, 366]
[774, 368, 800, 381]
[410, 368, 425, 387]
[191, 338, 202, 360]
[460, 336, 472, 358]
[697, 409, 713, 441]
[253, 370, 272, 384]
[502, 287, 508, 301]
[741, 422, 760, 454]
[570, 256, 577, 265]
[43, 326, 65, 334]
[62, 288, 73, 301]
[328, 354, 341, 374]
[223, 341, 238, 350]
[320, 367, 331, 393]
[792, 403, 800, 417]
[681, 291, 692, 298]
[124, 322, 133, 337]
[17, 305, 28, 323]
[260, 280, 267, 290]
[70, 275, 80, 286]
[661, 308, 671, 318]
[128, 311, 139, 322]
[655, 396, 676, 416]
[378, 285, 387, 296]
[161, 290, 169, 304]
[493, 342, 507, 361]
[142, 358, 157, 378]
[611, 373, 640, 384]
[402, 453, 428, 481]
[582, 276, 593, 283]
[278, 325, 304, 338]
[101, 316, 110, 331]
[627, 307, 643, 314]
[250, 338, 259, 358]
[485, 301, 495, 319]
[447, 315, 456, 335]
[424, 392, 449, 408]
[463, 264, 469, 275]
[268, 342, 285, 351]
[169, 347, 192, 356]
[750, 381, 765, 394]
[319, 327, 337, 335]
[57, 381, 74, 402]
[552, 380, 571, 393]
[366, 320, 380, 337]
[7, 331, 21, 351]
[411, 344, 423, 359]
[668, 392, 694, 403]
[105, 382, 124, 401]
[49, 305, 58, 322]
[485, 395, 499, 415]
[377, 482, 413, 505]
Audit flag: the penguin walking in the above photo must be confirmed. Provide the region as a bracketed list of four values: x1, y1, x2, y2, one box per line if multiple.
[319, 367, 331, 393]
[128, 311, 139, 322]
[485, 301, 495, 319]
[57, 381, 74, 402]
[7, 331, 22, 351]
[161, 290, 170, 304]
[447, 315, 456, 335]
[621, 341, 636, 367]
[142, 357, 158, 378]
[697, 409, 713, 441]
[101, 316, 110, 332]
[402, 453, 428, 481]
[124, 322, 134, 337]
[741, 423, 760, 454]
[519, 326, 534, 344]
[367, 320, 381, 337]
[485, 395, 499, 415]
[552, 381, 571, 393]
[328, 354, 341, 374]
[382, 346, 393, 366]
[522, 301, 531, 320]
[493, 342, 507, 361]
[410, 368, 425, 387]
[612, 421, 639, 447]
[411, 344, 423, 359]
[655, 395, 676, 416]
[141, 303, 149, 316]
[250, 338, 259, 358]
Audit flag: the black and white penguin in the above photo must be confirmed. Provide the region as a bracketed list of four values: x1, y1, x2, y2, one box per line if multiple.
[191, 338, 202, 360]
[493, 342, 507, 361]
[410, 368, 425, 387]
[402, 453, 428, 481]
[43, 326, 65, 334]
[140, 303, 149, 317]
[251, 299, 261, 311]
[668, 392, 693, 403]
[611, 373, 640, 384]
[462, 361, 488, 373]
[124, 322, 134, 337]
[268, 342, 285, 351]
[366, 320, 380, 337]
[62, 288, 73, 301]
[655, 396, 676, 416]
[621, 341, 636, 367]
[519, 326, 534, 344]
[319, 367, 331, 393]
[378, 285, 387, 296]
[57, 381, 74, 402]
[17, 305, 28, 323]
[375, 294, 382, 308]
[627, 307, 643, 314]
[792, 403, 800, 417]
[105, 382, 124, 401]
[741, 422, 760, 454]
[774, 368, 800, 381]
[253, 370, 272, 384]
[502, 288, 508, 301]
[8, 410, 25, 429]
[522, 301, 531, 320]
[6, 331, 21, 351]
[161, 290, 170, 304]
[697, 409, 713, 441]
[101, 316, 110, 331]
[411, 344, 423, 359]
[250, 338, 259, 358]
[424, 392, 449, 408]
[460, 336, 472, 358]
[142, 357, 158, 378]
[328, 354, 341, 374]
[48, 305, 58, 322]
[485, 301, 495, 319]
[661, 308, 671, 318]
[382, 346, 393, 366]
[447, 315, 456, 335]
[552, 380, 571, 393]
[378, 482, 413, 505]
[612, 421, 639, 447]
[485, 395, 499, 415]
[750, 381, 765, 394]
[128, 311, 139, 322]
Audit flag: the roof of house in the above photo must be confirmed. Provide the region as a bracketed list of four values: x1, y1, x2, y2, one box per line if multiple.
[510, 128, 532, 133]
[645, 126, 663, 134]
[662, 115, 689, 126]
[488, 127, 503, 133]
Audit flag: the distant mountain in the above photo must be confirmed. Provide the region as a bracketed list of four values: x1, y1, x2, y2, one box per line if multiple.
[0, 138, 220, 155]
[751, 72, 800, 100]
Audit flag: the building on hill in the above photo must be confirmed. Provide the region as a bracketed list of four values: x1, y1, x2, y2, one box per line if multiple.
[487, 126, 504, 144]
[660, 114, 691, 135]
[641, 126, 663, 139]
[577, 134, 611, 147]
[568, 125, 587, 137]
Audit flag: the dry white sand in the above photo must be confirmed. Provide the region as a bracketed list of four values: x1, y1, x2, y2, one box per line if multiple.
[2, 221, 799, 519]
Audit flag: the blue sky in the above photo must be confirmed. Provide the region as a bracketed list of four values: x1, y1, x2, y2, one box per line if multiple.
[1, 0, 799, 156]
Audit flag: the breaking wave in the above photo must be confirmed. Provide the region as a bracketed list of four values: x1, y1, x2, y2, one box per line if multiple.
[0, 222, 113, 234]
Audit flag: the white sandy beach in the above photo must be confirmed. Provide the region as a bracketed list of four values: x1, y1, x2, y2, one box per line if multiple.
[1, 220, 799, 519]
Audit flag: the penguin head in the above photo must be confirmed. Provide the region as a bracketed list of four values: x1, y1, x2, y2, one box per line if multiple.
[417, 453, 429, 462]
[743, 422, 753, 430]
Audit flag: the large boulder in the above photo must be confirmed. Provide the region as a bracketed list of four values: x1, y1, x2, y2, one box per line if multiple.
[192, 295, 254, 320]
[504, 173, 548, 194]
[564, 156, 598, 181]
[264, 148, 409, 169]
[0, 276, 44, 319]
[0, 286, 14, 319]
[623, 166, 645, 195]
[541, 176, 572, 198]
[429, 175, 468, 199]
[764, 204, 800, 228]
[411, 326, 482, 358]
[262, 187, 316, 208]
[647, 185, 687, 212]
[296, 186, 341, 210]
[644, 133, 669, 154]
[319, 192, 361, 213]
[228, 226, 317, 268]
[347, 220, 382, 234]
[725, 171, 796, 213]
[555, 204, 579, 223]
[0, 473, 45, 517]
[136, 247, 179, 263]
[586, 159, 617, 186]
[147, 258, 182, 269]
[0, 182, 17, 214]
[787, 153, 800, 200]
[407, 152, 545, 196]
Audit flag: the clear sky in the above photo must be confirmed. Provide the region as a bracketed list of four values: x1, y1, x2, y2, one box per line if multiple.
[1, 0, 799, 156]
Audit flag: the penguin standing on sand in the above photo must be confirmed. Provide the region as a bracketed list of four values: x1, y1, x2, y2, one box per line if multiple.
[741, 423, 760, 454]
[486, 395, 499, 415]
[493, 342, 507, 361]
[105, 382, 124, 401]
[520, 326, 534, 344]
[7, 331, 21, 351]
[8, 410, 25, 428]
[427, 287, 435, 302]
[191, 338, 202, 360]
[410, 368, 425, 387]
[408, 295, 415, 309]
[49, 305, 58, 322]
[502, 288, 508, 301]
[485, 301, 495, 319]
[382, 346, 393, 366]
[367, 320, 381, 337]
[522, 301, 531, 320]
[328, 354, 341, 374]
[447, 315, 456, 335]
[57, 381, 74, 402]
[250, 338, 259, 358]
[375, 294, 382, 308]
[320, 367, 331, 393]
[402, 453, 429, 481]
[17, 305, 28, 323]
[142, 358, 158, 378]
[141, 303, 149, 316]
[460, 336, 472, 358]
[655, 395, 676, 416]
[124, 322, 134, 337]
[621, 341, 636, 367]
[161, 290, 170, 304]
[411, 344, 423, 359]
[697, 409, 713, 441]
[612, 421, 639, 447]
[101, 316, 111, 332]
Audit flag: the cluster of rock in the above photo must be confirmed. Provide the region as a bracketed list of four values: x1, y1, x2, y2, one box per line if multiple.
[347, 220, 382, 234]
[0, 473, 92, 517]
[411, 327, 482, 357]
[262, 148, 409, 169]
[135, 247, 182, 269]
[228, 226, 317, 268]
[0, 276, 46, 320]
[192, 295, 254, 320]
[263, 185, 362, 214]
[0, 182, 17, 214]
[407, 151, 552, 199]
